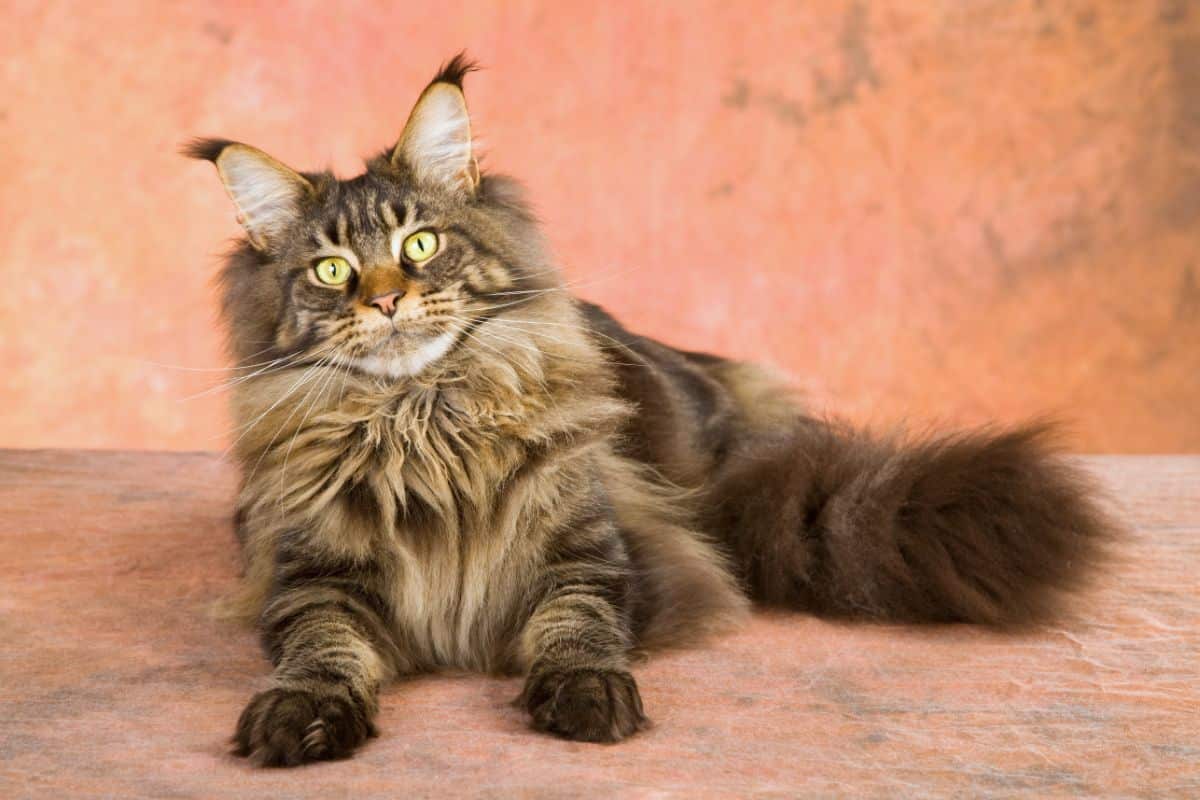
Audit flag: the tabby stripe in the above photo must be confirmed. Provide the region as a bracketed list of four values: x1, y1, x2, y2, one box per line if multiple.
[263, 592, 395, 664]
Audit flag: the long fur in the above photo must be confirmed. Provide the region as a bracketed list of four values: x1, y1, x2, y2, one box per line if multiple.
[189, 56, 1117, 766]
[580, 304, 1115, 627]
[706, 419, 1115, 625]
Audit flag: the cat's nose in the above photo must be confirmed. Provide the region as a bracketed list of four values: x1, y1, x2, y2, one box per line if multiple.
[367, 291, 402, 317]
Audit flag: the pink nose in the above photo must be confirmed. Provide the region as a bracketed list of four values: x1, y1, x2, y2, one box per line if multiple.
[367, 291, 402, 317]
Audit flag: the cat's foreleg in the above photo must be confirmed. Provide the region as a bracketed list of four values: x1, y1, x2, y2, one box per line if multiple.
[232, 556, 398, 766]
[517, 522, 647, 743]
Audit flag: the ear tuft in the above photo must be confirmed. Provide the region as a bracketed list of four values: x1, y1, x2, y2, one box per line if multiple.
[190, 140, 312, 251]
[391, 53, 480, 195]
[430, 51, 479, 89]
[181, 137, 236, 163]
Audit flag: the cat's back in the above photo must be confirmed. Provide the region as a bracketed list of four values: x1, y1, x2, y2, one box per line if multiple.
[578, 300, 800, 491]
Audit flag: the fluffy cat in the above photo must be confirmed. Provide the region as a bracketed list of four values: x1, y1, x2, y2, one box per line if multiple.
[187, 55, 1115, 766]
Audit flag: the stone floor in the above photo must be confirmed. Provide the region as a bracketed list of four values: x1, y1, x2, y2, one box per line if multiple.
[1, 451, 1196, 798]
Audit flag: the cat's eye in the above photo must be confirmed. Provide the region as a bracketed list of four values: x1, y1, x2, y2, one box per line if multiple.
[313, 256, 352, 286]
[403, 230, 439, 263]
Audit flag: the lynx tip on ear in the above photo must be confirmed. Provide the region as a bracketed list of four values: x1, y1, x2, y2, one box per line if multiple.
[429, 51, 480, 88]
[391, 52, 481, 195]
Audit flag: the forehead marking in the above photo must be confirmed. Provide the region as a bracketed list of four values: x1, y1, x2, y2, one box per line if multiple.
[380, 200, 399, 228]
[364, 189, 379, 225]
[336, 211, 349, 246]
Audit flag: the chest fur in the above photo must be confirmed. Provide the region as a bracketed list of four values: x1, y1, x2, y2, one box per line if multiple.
[235, 349, 626, 670]
[277, 383, 595, 670]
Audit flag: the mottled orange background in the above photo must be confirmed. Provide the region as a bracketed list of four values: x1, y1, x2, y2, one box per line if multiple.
[2, 1, 1197, 452]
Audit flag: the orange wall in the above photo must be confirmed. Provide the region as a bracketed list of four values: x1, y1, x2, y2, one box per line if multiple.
[2, 1, 1197, 452]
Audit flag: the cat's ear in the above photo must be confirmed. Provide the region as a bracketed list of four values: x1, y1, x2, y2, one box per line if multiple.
[391, 54, 480, 195]
[184, 138, 313, 250]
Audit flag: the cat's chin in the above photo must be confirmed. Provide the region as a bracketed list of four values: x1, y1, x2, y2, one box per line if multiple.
[348, 329, 459, 380]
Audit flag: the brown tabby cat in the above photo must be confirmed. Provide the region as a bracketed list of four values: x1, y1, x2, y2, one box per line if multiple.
[187, 55, 1115, 766]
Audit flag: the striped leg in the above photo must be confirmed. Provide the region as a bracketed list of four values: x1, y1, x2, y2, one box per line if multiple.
[518, 524, 647, 743]
[233, 565, 396, 766]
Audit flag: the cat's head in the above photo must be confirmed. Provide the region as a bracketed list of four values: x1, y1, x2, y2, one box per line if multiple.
[189, 54, 555, 379]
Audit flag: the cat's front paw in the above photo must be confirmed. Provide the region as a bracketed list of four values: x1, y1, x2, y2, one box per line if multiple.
[522, 667, 648, 743]
[232, 686, 376, 766]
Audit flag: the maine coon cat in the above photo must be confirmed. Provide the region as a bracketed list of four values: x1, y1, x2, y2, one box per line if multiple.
[188, 55, 1115, 766]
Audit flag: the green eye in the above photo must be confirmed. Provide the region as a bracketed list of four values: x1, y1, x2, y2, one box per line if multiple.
[314, 256, 352, 286]
[403, 230, 439, 263]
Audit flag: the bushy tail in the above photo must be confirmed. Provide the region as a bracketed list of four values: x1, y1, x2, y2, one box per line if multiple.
[707, 419, 1117, 626]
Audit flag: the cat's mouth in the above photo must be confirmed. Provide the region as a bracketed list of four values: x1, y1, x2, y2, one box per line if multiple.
[355, 316, 456, 352]
[383, 318, 450, 346]
[349, 326, 461, 379]
[359, 328, 424, 357]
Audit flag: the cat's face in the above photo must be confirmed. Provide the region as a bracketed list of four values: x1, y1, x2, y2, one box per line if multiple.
[191, 56, 551, 378]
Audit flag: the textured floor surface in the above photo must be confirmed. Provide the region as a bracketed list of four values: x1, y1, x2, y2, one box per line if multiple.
[0, 450, 1197, 798]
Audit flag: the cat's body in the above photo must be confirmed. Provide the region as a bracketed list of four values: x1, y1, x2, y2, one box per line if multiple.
[228, 288, 748, 673]
[191, 56, 1114, 765]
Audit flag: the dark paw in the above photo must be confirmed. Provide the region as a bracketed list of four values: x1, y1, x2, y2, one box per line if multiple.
[232, 686, 376, 766]
[522, 668, 648, 743]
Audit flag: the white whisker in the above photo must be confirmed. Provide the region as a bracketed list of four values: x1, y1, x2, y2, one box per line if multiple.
[235, 354, 339, 488]
[221, 349, 338, 457]
[277, 354, 350, 510]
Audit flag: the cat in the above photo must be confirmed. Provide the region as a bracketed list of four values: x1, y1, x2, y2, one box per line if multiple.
[187, 54, 1115, 766]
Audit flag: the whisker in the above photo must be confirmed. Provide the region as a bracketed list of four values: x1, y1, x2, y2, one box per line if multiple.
[477, 263, 639, 301]
[234, 354, 339, 487]
[450, 312, 654, 371]
[177, 350, 315, 402]
[138, 343, 282, 373]
[277, 353, 349, 508]
[451, 324, 560, 411]
[220, 349, 339, 454]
